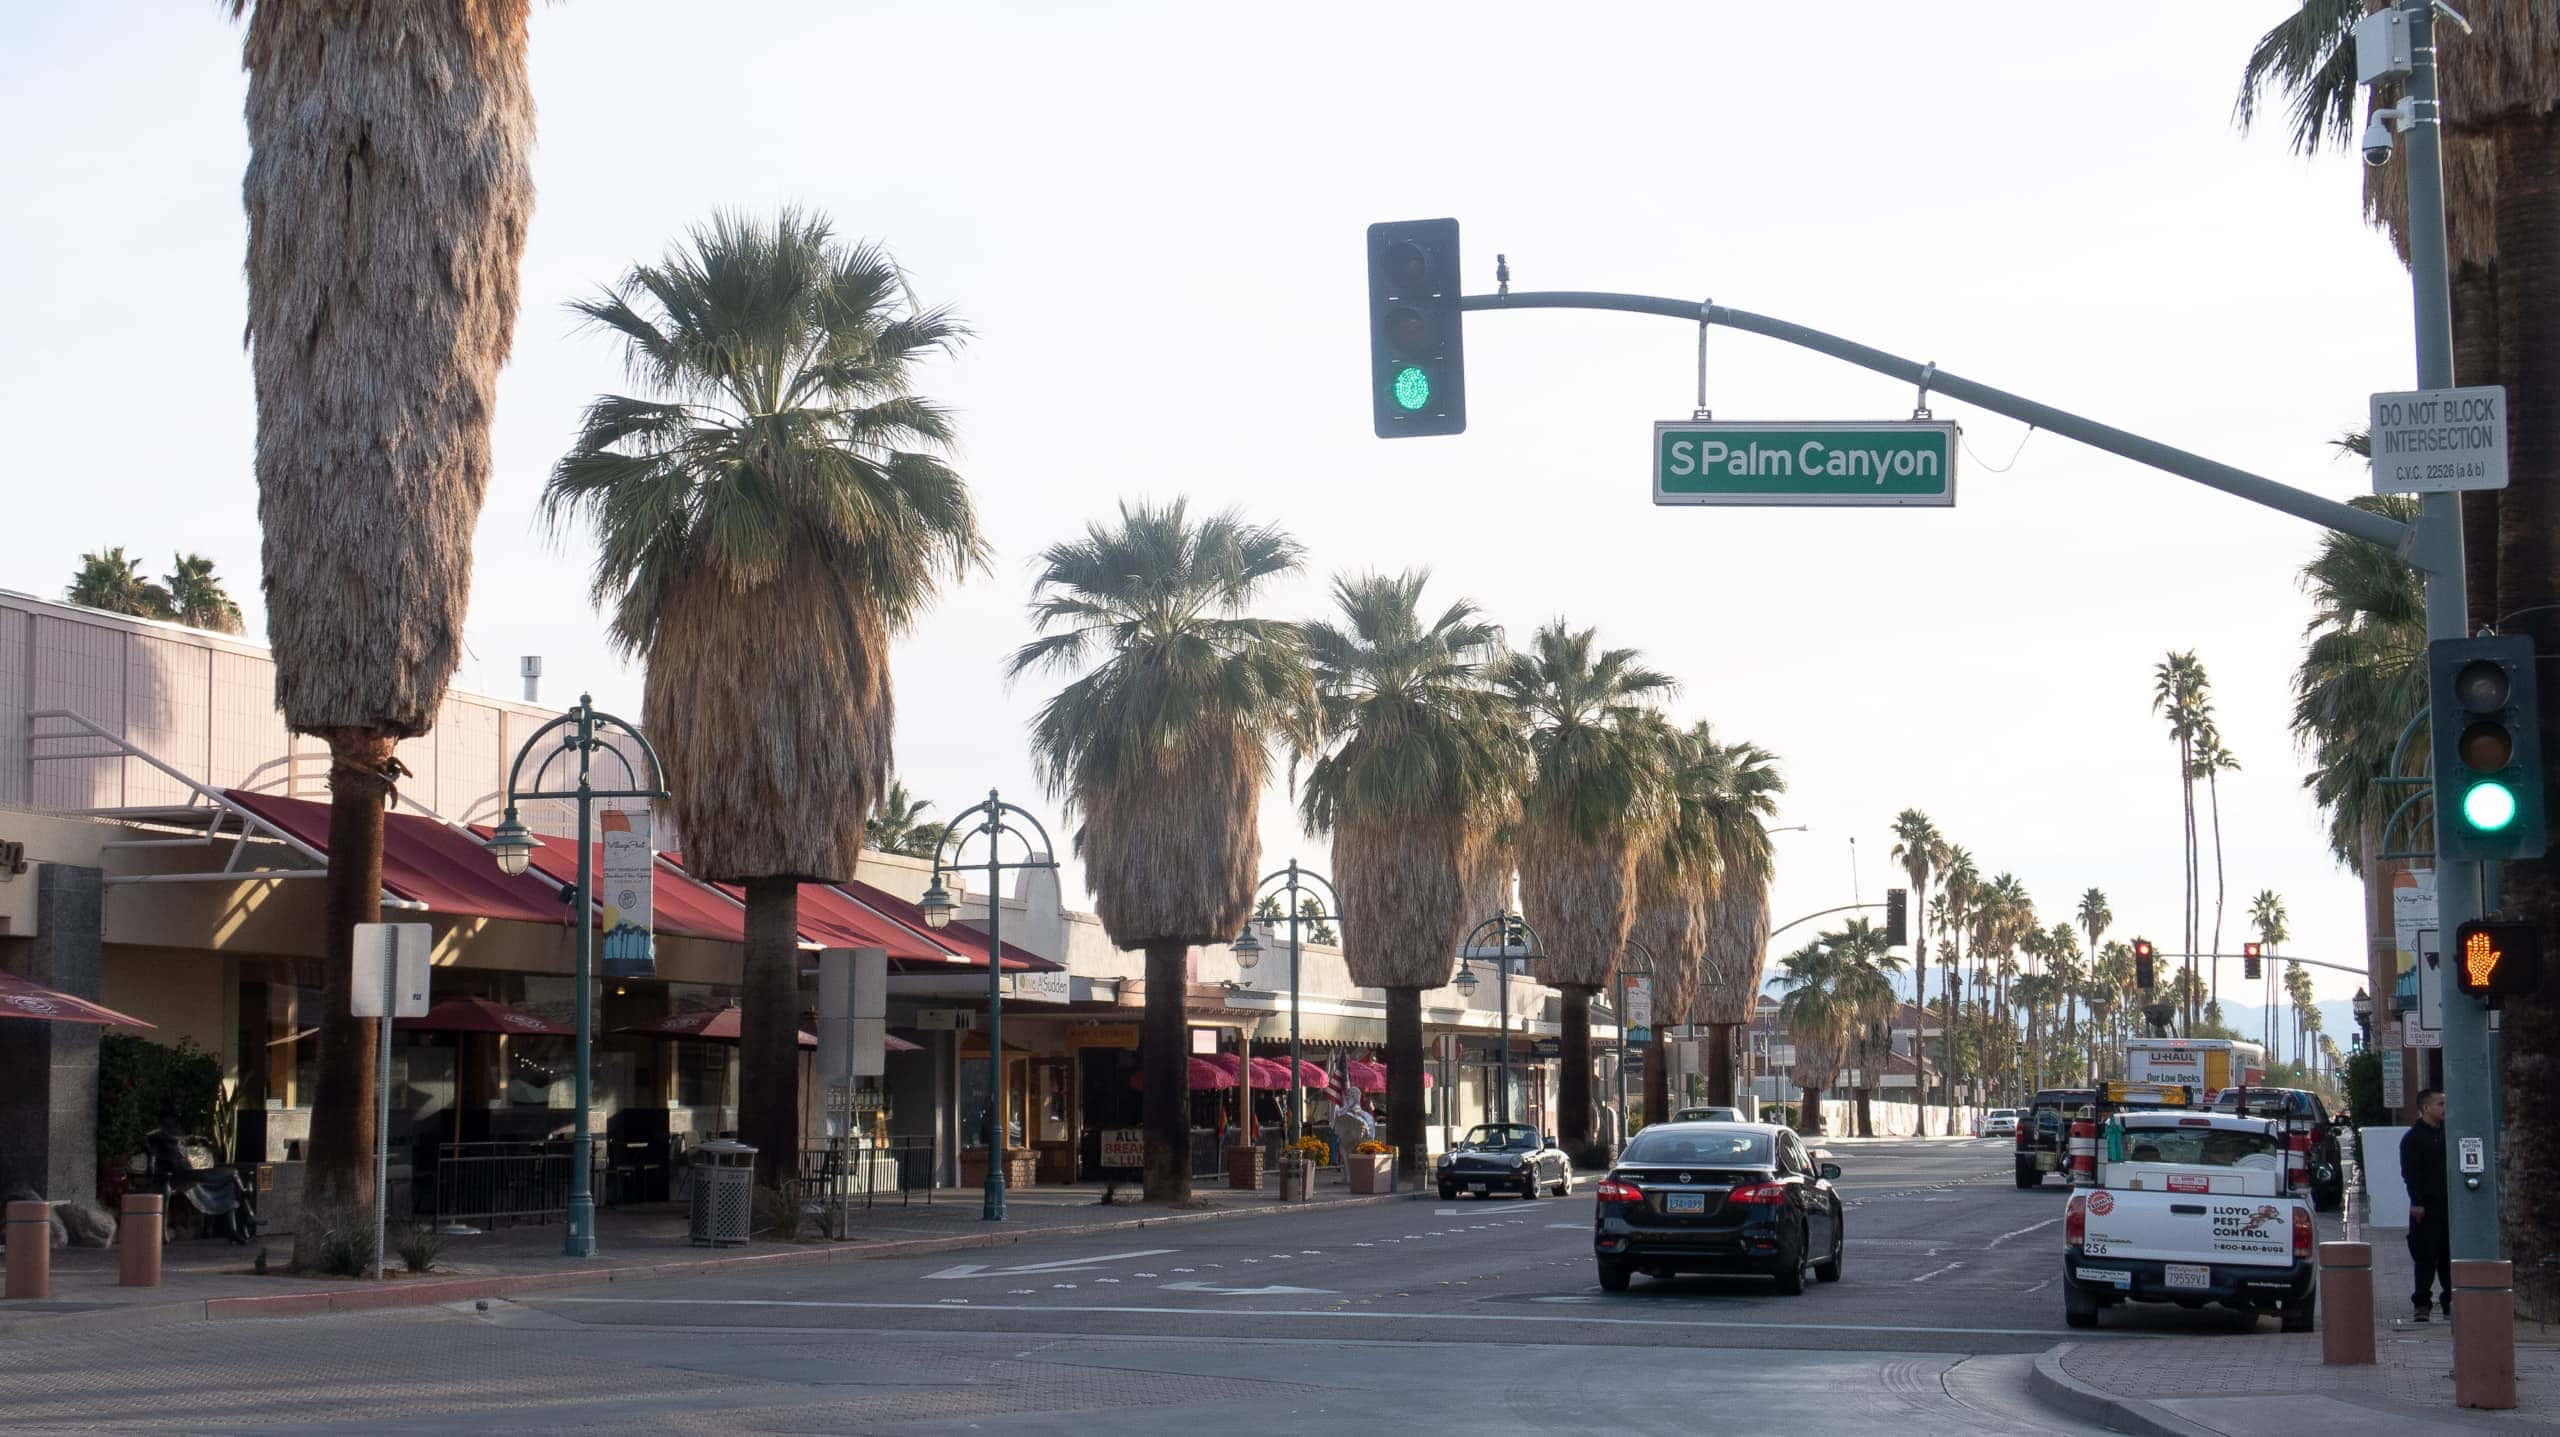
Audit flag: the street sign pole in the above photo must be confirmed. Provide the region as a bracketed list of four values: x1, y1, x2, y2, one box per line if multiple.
[373, 924, 393, 1281]
[2393, 0, 2496, 1263]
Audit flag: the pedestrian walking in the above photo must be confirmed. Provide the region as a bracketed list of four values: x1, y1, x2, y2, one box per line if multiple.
[2399, 1088, 2452, 1320]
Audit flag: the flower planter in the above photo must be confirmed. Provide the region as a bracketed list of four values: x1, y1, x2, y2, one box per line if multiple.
[1345, 1152, 1394, 1194]
[1225, 1146, 1267, 1191]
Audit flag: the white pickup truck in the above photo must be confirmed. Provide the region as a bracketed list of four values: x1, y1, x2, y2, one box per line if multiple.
[2061, 1110, 2316, 1332]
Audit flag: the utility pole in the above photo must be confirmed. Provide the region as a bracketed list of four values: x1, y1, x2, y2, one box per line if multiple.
[2390, 0, 2498, 1262]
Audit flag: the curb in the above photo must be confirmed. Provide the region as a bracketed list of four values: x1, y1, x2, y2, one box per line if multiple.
[2026, 1345, 2225, 1437]
[0, 1188, 1423, 1337]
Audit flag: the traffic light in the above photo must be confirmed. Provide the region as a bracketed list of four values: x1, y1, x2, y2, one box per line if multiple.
[2429, 634, 2547, 861]
[2243, 942, 2262, 981]
[1884, 888, 1908, 948]
[2451, 920, 2541, 999]
[2132, 938, 2156, 993]
[1366, 218, 1466, 437]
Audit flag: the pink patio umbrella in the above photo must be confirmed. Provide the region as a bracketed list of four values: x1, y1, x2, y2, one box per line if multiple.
[1130, 1056, 1237, 1090]
[0, 970, 152, 1028]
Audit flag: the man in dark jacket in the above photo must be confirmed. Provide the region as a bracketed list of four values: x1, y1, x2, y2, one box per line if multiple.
[2400, 1089, 2451, 1320]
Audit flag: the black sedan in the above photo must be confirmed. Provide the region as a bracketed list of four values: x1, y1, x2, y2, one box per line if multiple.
[1435, 1123, 1573, 1200]
[1592, 1122, 1844, 1294]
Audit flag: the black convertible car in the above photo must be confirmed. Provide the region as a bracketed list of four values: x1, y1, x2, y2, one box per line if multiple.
[1435, 1123, 1573, 1200]
[1593, 1121, 1843, 1294]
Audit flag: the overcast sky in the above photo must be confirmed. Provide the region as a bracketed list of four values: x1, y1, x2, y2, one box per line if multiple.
[3, 3, 2412, 1020]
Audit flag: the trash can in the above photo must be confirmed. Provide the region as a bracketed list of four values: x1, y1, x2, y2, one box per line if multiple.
[689, 1139, 756, 1247]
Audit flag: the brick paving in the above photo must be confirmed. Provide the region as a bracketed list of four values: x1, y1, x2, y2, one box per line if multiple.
[0, 1172, 1407, 1335]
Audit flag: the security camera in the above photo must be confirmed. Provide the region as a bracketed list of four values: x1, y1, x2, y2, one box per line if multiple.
[2363, 114, 2396, 167]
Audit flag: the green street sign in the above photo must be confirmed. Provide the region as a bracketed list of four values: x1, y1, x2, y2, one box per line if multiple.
[1653, 420, 1959, 507]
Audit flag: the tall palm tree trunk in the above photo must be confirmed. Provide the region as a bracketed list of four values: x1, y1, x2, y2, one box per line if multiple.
[740, 878, 801, 1192]
[1140, 940, 1192, 1201]
[1385, 989, 1425, 1182]
[1705, 1023, 1735, 1107]
[1558, 987, 1596, 1164]
[1798, 1080, 1825, 1136]
[1943, 962, 1960, 1112]
[295, 731, 394, 1268]
[1910, 908, 1929, 1136]
[2207, 771, 2227, 1019]
[2494, 111, 2560, 1316]
[2455, 261, 2502, 621]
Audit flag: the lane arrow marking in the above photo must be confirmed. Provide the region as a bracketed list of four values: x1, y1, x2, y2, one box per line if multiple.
[1159, 1280, 1336, 1296]
[923, 1247, 1177, 1280]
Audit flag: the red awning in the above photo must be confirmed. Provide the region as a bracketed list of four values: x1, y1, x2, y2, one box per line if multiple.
[503, 832, 748, 944]
[227, 791, 565, 925]
[838, 881, 1061, 973]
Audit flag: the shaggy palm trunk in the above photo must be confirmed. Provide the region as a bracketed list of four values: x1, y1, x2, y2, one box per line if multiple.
[292, 730, 393, 1270]
[1558, 987, 1596, 1164]
[1643, 1029, 1668, 1126]
[1705, 1023, 1735, 1107]
[2207, 772, 2226, 1018]
[1852, 1081, 1874, 1138]
[1385, 989, 1425, 1182]
[740, 878, 801, 1192]
[1798, 1082, 1825, 1136]
[2455, 262, 2502, 621]
[1910, 907, 1929, 1137]
[2494, 111, 2560, 1316]
[1141, 940, 1191, 1202]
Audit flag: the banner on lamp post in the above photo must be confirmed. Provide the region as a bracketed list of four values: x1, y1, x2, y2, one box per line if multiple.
[599, 808, 655, 978]
[1625, 977, 1653, 1045]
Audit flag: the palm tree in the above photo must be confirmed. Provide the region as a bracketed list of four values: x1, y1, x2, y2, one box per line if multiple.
[1936, 846, 1978, 1110]
[1495, 623, 1672, 1163]
[2153, 652, 2210, 1028]
[65, 547, 172, 620]
[2046, 923, 2085, 1087]
[1300, 570, 1517, 1182]
[867, 779, 946, 859]
[1694, 734, 1785, 1108]
[234, 0, 534, 1267]
[1627, 719, 1720, 1132]
[2250, 890, 2291, 1058]
[1771, 937, 1853, 1138]
[2089, 941, 2136, 1080]
[1012, 500, 1311, 1201]
[2285, 960, 2317, 1067]
[1889, 810, 1941, 1133]
[2076, 887, 2112, 994]
[2193, 721, 2240, 1026]
[545, 212, 983, 1190]
[163, 554, 246, 634]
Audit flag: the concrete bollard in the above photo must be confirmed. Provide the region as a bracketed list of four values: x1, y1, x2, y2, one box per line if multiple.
[2318, 1241, 2374, 1364]
[117, 1193, 163, 1288]
[2451, 1258, 2516, 1410]
[4, 1200, 51, 1300]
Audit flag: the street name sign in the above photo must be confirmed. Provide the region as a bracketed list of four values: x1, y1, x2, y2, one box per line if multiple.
[1654, 420, 1959, 507]
[2369, 385, 2506, 493]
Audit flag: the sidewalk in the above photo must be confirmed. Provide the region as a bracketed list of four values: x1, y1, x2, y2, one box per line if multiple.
[2033, 1218, 2560, 1435]
[0, 1170, 1415, 1337]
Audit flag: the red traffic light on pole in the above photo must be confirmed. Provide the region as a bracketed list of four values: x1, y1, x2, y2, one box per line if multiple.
[2242, 942, 2262, 981]
[2131, 938, 2156, 993]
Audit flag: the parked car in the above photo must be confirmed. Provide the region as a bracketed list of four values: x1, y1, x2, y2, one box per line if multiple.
[1980, 1109, 2020, 1138]
[1435, 1123, 1573, 1200]
[1593, 1122, 1844, 1295]
[2016, 1088, 2097, 1187]
[2211, 1086, 2346, 1212]
[1672, 1105, 1743, 1123]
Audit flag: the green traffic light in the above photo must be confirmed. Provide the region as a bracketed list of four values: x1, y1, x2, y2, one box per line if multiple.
[2463, 779, 2519, 833]
[1393, 365, 1431, 411]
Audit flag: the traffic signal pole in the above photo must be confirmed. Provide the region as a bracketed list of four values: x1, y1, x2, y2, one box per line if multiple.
[2395, 0, 2498, 1262]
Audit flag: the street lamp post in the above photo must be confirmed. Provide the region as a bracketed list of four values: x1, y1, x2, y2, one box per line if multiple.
[483, 693, 668, 1260]
[1453, 911, 1543, 1127]
[918, 790, 1058, 1223]
[1615, 937, 1655, 1154]
[1237, 861, 1343, 1140]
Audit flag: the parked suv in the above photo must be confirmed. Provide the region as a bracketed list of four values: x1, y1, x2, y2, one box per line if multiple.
[1980, 1109, 2019, 1138]
[2015, 1088, 2096, 1188]
[2211, 1086, 2345, 1212]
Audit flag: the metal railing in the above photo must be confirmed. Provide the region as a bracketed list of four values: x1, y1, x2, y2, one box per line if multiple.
[790, 1138, 934, 1235]
[430, 1141, 601, 1228]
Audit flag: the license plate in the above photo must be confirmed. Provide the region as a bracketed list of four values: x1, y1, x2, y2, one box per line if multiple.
[2038, 1152, 2058, 1171]
[1664, 1192, 1705, 1214]
[2075, 1267, 2131, 1289]
[1469, 1183, 1487, 1193]
[2166, 1263, 2211, 1290]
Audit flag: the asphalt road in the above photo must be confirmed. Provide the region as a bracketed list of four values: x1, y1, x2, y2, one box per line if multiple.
[0, 1137, 2262, 1433]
